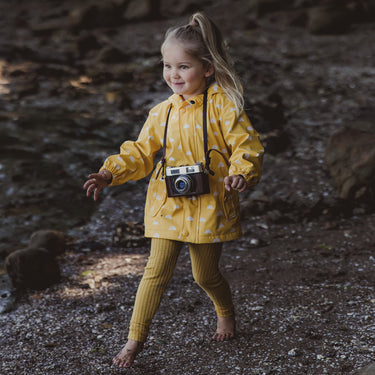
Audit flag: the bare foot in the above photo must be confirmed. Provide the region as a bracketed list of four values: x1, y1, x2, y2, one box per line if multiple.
[113, 340, 143, 368]
[212, 315, 235, 341]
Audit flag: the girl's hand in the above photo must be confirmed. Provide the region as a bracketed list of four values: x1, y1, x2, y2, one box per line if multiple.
[83, 170, 112, 201]
[224, 175, 247, 192]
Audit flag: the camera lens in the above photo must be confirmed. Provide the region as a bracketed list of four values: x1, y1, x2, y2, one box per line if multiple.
[174, 175, 192, 194]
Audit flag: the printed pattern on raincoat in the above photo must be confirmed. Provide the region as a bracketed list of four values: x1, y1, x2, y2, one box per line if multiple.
[100, 84, 264, 243]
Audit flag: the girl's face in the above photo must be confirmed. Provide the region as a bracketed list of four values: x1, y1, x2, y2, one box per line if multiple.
[162, 39, 214, 101]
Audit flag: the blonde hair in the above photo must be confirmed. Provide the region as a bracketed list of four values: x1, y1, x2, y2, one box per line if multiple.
[161, 12, 244, 114]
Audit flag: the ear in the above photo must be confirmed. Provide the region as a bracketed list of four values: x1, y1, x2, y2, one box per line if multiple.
[204, 63, 214, 78]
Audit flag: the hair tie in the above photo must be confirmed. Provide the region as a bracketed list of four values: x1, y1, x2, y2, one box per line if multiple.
[189, 17, 199, 27]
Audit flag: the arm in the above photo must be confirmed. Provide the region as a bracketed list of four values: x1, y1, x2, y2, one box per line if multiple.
[83, 103, 166, 200]
[100, 113, 163, 186]
[220, 101, 264, 191]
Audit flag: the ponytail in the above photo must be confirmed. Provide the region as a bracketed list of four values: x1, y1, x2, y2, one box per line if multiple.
[162, 12, 244, 115]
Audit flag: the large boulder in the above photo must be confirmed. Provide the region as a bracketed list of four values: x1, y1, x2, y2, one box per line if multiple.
[5, 247, 61, 290]
[124, 0, 160, 20]
[5, 230, 66, 290]
[248, 92, 291, 155]
[325, 125, 375, 200]
[247, 0, 289, 17]
[69, 2, 127, 30]
[307, 4, 352, 34]
[29, 230, 66, 256]
[69, 0, 159, 30]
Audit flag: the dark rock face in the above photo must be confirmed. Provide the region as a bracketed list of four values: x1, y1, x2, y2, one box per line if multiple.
[69, 2, 127, 30]
[325, 126, 375, 200]
[307, 5, 352, 34]
[247, 0, 290, 17]
[248, 92, 291, 155]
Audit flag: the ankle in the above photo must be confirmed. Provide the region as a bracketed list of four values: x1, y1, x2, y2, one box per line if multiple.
[126, 339, 143, 349]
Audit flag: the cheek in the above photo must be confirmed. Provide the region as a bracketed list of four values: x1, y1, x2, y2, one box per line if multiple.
[187, 69, 206, 84]
[163, 69, 169, 82]
[182, 71, 195, 82]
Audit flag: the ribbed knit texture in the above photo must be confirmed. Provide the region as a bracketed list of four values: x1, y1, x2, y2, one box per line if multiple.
[128, 238, 234, 342]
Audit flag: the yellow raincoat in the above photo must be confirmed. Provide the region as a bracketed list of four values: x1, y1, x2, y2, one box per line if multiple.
[100, 84, 264, 243]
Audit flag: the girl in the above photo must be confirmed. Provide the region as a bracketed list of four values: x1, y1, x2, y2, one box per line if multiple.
[83, 12, 264, 369]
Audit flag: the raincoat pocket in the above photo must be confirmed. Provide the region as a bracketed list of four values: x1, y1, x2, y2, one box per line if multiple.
[146, 177, 167, 217]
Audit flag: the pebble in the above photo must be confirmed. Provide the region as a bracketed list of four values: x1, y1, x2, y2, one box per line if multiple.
[288, 348, 301, 357]
[250, 238, 260, 246]
[0, 275, 15, 314]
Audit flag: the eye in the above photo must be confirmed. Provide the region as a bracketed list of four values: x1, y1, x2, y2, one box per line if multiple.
[163, 63, 171, 69]
[180, 65, 189, 70]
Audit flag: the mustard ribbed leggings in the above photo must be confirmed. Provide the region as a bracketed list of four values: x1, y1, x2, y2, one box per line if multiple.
[128, 238, 234, 342]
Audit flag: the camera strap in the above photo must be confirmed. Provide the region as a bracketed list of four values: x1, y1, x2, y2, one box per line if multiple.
[202, 89, 231, 176]
[156, 103, 172, 179]
[156, 88, 230, 179]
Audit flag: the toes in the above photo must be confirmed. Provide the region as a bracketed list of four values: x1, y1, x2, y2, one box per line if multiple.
[212, 332, 224, 341]
[212, 331, 234, 342]
[113, 357, 130, 368]
[113, 341, 143, 368]
[113, 356, 120, 365]
[225, 332, 234, 340]
[113, 356, 125, 367]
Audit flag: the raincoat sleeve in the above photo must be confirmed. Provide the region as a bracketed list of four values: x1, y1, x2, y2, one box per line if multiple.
[99, 105, 165, 186]
[220, 101, 264, 188]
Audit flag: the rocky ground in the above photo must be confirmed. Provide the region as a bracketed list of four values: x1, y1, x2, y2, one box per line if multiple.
[1, 0, 375, 374]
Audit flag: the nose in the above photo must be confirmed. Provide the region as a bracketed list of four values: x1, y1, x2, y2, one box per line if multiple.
[171, 68, 179, 79]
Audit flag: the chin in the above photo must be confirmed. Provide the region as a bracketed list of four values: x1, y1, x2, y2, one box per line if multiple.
[171, 85, 185, 93]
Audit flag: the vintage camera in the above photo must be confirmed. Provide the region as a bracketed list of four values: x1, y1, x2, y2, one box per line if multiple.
[165, 163, 210, 197]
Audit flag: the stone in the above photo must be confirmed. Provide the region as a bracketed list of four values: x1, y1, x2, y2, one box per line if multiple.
[325, 126, 375, 200]
[288, 348, 302, 357]
[294, 0, 315, 7]
[249, 92, 291, 155]
[0, 274, 15, 314]
[5, 247, 61, 290]
[247, 0, 288, 17]
[29, 230, 66, 256]
[356, 362, 375, 375]
[307, 5, 352, 34]
[96, 46, 129, 64]
[124, 0, 155, 21]
[77, 32, 101, 58]
[69, 2, 126, 30]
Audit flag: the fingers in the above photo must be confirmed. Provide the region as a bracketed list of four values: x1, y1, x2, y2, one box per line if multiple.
[93, 186, 101, 201]
[86, 183, 97, 198]
[224, 175, 247, 192]
[83, 176, 102, 201]
[88, 173, 100, 179]
[236, 180, 247, 192]
[224, 178, 231, 191]
[230, 176, 242, 191]
[83, 178, 93, 191]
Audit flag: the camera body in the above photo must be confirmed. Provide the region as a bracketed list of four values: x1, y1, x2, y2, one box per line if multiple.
[165, 163, 210, 197]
